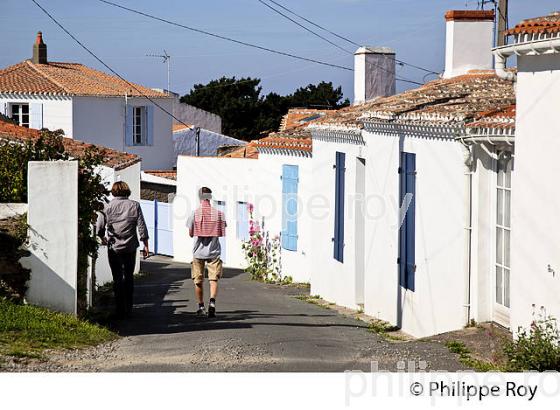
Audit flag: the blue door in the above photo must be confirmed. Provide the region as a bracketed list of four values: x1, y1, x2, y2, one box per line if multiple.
[399, 152, 416, 291]
[140, 199, 174, 256]
[213, 200, 226, 262]
[281, 165, 299, 251]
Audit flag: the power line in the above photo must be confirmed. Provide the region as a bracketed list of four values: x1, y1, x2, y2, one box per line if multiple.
[257, 0, 353, 55]
[97, 0, 423, 86]
[30, 0, 196, 132]
[96, 0, 353, 72]
[260, 0, 440, 76]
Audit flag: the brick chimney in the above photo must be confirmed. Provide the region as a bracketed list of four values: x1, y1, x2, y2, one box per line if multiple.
[354, 46, 396, 105]
[32, 32, 47, 64]
[443, 10, 495, 78]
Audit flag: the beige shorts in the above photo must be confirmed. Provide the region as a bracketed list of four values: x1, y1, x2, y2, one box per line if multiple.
[191, 257, 223, 284]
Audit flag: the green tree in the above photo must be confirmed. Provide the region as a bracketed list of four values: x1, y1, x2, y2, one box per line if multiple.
[180, 77, 349, 141]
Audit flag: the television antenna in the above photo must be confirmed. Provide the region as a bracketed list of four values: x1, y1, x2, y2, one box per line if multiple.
[146, 50, 171, 95]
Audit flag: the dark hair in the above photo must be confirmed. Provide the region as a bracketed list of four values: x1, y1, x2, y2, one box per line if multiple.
[111, 181, 131, 198]
[200, 187, 212, 194]
[199, 186, 212, 200]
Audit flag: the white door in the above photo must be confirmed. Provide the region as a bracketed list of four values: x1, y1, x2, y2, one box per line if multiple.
[213, 200, 226, 263]
[493, 152, 512, 328]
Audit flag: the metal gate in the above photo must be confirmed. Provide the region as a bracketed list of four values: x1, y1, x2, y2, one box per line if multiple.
[140, 199, 174, 256]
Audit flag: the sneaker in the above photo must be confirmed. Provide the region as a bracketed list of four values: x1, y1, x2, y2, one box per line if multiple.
[208, 302, 216, 318]
[196, 306, 207, 318]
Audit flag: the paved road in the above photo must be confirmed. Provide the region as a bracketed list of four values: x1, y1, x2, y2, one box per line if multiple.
[91, 256, 466, 372]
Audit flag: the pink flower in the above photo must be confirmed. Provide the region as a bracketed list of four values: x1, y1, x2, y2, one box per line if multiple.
[248, 203, 254, 213]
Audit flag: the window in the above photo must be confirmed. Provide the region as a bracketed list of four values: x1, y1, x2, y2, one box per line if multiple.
[282, 165, 299, 251]
[11, 103, 30, 128]
[236, 202, 249, 241]
[399, 152, 416, 291]
[125, 105, 154, 147]
[133, 106, 144, 145]
[333, 152, 345, 262]
[496, 152, 512, 308]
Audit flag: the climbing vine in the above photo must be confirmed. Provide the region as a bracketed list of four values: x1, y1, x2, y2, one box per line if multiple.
[0, 129, 107, 314]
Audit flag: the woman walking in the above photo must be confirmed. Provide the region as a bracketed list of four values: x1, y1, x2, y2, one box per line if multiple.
[96, 181, 149, 318]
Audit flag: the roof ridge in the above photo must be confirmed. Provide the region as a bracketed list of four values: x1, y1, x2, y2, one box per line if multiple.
[25, 60, 70, 94]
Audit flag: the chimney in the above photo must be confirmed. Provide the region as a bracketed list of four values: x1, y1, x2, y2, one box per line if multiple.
[443, 10, 494, 78]
[354, 46, 396, 105]
[32, 32, 47, 64]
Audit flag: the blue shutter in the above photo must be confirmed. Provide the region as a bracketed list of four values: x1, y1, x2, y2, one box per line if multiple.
[399, 152, 416, 291]
[281, 165, 298, 251]
[30, 103, 43, 129]
[125, 105, 133, 146]
[236, 202, 249, 241]
[145, 105, 154, 146]
[334, 152, 345, 262]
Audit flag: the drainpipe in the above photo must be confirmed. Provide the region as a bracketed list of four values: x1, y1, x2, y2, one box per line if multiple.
[493, 37, 560, 82]
[460, 140, 474, 326]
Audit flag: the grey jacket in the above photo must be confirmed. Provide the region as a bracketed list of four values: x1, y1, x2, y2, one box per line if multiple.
[96, 197, 149, 254]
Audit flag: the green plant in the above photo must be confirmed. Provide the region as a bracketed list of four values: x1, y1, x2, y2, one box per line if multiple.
[0, 297, 117, 359]
[0, 214, 30, 301]
[242, 203, 287, 283]
[0, 130, 107, 315]
[444, 340, 500, 372]
[504, 315, 560, 371]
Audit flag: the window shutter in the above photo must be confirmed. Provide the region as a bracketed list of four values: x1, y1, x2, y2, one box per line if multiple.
[399, 152, 416, 291]
[282, 165, 299, 251]
[125, 105, 133, 146]
[145, 105, 154, 146]
[334, 152, 345, 262]
[30, 103, 43, 129]
[236, 202, 249, 241]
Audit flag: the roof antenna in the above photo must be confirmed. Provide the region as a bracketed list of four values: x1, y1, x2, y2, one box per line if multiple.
[146, 50, 171, 95]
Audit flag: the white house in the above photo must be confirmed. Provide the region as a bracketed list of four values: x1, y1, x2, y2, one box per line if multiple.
[0, 32, 174, 170]
[172, 123, 245, 158]
[491, 12, 560, 334]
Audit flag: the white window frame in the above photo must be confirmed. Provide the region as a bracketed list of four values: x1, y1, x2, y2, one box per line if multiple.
[495, 151, 512, 309]
[133, 106, 145, 145]
[10, 103, 30, 128]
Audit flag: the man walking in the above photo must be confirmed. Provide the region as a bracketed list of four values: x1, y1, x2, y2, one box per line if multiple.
[187, 187, 226, 318]
[96, 181, 149, 319]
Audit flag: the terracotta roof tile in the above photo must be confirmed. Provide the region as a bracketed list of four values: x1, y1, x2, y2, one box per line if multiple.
[506, 12, 560, 37]
[220, 143, 259, 159]
[0, 119, 140, 170]
[280, 108, 331, 131]
[467, 104, 516, 130]
[172, 123, 194, 132]
[144, 170, 177, 180]
[445, 10, 495, 22]
[0, 60, 169, 98]
[313, 71, 515, 129]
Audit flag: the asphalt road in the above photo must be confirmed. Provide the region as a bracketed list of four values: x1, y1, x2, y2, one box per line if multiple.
[91, 256, 466, 372]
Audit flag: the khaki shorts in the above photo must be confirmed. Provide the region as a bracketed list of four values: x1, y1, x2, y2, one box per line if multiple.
[191, 257, 223, 284]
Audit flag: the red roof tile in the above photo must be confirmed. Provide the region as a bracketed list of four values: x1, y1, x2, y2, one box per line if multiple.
[506, 12, 560, 37]
[254, 135, 312, 153]
[0, 60, 169, 98]
[144, 170, 177, 180]
[467, 104, 516, 130]
[220, 143, 259, 159]
[445, 10, 495, 22]
[172, 123, 194, 132]
[280, 108, 331, 132]
[0, 119, 140, 170]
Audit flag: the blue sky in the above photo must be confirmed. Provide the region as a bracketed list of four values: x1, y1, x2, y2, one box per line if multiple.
[2, 0, 558, 99]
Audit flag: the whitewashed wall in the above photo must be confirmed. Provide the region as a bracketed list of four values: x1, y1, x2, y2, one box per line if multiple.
[22, 161, 78, 314]
[173, 156, 258, 269]
[0, 93, 73, 136]
[510, 53, 560, 333]
[73, 96, 174, 170]
[173, 100, 222, 134]
[95, 162, 142, 286]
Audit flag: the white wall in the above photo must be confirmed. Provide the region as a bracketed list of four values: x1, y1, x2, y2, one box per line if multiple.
[22, 161, 78, 314]
[510, 53, 560, 333]
[95, 162, 142, 286]
[173, 100, 222, 134]
[72, 96, 174, 170]
[444, 19, 494, 78]
[174, 156, 258, 269]
[0, 93, 73, 136]
[173, 153, 312, 283]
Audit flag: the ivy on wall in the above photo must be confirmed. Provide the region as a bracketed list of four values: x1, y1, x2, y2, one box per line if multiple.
[0, 129, 107, 315]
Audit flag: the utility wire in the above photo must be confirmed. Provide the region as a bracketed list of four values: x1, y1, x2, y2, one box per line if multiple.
[30, 0, 196, 132]
[96, 0, 352, 72]
[260, 0, 440, 76]
[257, 0, 353, 55]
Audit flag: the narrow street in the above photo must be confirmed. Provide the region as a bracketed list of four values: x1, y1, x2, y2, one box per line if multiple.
[79, 256, 466, 372]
